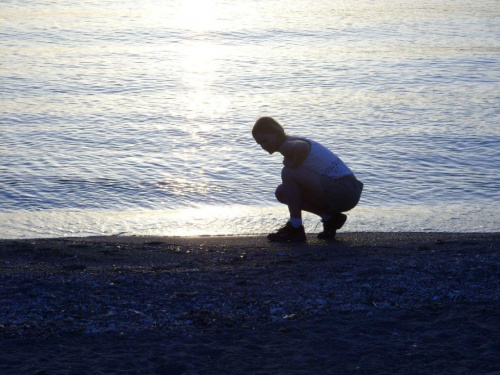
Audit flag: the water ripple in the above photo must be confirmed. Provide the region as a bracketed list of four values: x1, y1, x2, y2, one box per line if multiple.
[1, 0, 499, 236]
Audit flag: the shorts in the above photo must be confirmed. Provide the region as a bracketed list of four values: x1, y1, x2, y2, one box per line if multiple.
[320, 174, 364, 213]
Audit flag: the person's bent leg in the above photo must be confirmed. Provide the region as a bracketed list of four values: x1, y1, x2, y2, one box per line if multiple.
[269, 184, 306, 242]
[279, 168, 303, 219]
[317, 175, 363, 240]
[280, 166, 329, 217]
[267, 167, 323, 242]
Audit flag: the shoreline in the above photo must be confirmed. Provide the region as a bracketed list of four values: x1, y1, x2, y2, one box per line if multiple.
[1, 232, 499, 374]
[3, 230, 498, 244]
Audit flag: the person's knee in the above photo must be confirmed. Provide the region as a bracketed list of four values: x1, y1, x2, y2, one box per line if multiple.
[275, 184, 287, 203]
[281, 166, 294, 182]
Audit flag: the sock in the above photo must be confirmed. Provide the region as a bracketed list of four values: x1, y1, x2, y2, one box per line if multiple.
[289, 217, 302, 228]
[321, 213, 332, 222]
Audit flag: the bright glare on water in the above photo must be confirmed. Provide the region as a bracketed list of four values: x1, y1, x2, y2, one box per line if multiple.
[1, 0, 499, 238]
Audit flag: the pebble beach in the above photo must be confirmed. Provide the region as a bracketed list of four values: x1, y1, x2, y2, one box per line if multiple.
[1, 232, 499, 374]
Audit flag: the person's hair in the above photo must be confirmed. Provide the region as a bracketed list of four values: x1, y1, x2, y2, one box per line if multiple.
[252, 117, 286, 141]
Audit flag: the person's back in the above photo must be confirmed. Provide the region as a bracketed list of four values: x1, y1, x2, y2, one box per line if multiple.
[297, 137, 353, 179]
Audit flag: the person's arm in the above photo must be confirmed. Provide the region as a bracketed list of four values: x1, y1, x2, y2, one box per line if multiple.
[280, 139, 310, 168]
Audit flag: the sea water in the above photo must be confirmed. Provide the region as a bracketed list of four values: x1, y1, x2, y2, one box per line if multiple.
[1, 0, 499, 238]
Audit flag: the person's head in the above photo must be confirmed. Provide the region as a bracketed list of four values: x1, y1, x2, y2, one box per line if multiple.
[252, 117, 286, 154]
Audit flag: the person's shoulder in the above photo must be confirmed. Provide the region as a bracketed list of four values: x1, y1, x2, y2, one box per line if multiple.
[286, 135, 310, 143]
[279, 136, 307, 152]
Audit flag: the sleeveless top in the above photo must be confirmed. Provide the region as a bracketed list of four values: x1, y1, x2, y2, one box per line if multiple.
[300, 138, 353, 179]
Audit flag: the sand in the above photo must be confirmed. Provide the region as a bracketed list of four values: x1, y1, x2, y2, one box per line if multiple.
[1, 232, 499, 374]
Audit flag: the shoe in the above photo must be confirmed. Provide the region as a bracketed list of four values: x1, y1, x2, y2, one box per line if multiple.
[267, 221, 307, 242]
[317, 213, 347, 240]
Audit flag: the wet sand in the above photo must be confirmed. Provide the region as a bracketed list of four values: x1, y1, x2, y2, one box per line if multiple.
[1, 232, 499, 374]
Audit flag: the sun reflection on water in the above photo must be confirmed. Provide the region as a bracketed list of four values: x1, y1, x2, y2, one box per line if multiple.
[177, 41, 232, 122]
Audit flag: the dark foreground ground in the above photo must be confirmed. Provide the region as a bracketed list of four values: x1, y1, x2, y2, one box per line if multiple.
[1, 232, 499, 375]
